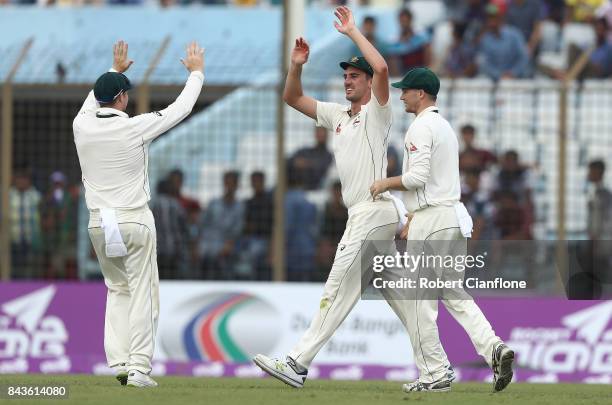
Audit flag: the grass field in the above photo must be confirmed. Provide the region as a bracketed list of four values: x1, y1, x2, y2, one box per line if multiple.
[1, 375, 610, 405]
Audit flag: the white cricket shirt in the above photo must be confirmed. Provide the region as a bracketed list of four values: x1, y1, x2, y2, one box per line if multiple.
[401, 105, 461, 212]
[73, 71, 204, 210]
[316, 94, 392, 210]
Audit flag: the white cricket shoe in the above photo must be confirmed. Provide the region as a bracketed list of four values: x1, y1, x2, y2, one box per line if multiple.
[492, 342, 514, 392]
[253, 354, 307, 388]
[126, 370, 158, 388]
[402, 377, 452, 393]
[114, 363, 128, 386]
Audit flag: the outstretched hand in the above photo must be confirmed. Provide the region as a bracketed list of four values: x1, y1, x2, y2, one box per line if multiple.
[180, 41, 205, 73]
[291, 37, 310, 66]
[112, 40, 134, 73]
[333, 6, 356, 36]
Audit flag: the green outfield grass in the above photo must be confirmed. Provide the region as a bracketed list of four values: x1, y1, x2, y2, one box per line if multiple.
[1, 375, 609, 405]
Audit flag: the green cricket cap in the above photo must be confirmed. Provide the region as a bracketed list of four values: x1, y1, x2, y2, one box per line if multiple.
[340, 56, 374, 76]
[94, 72, 132, 104]
[391, 67, 440, 96]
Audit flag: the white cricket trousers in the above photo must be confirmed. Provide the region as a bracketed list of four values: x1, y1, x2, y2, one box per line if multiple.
[289, 200, 415, 368]
[406, 205, 501, 383]
[88, 205, 160, 374]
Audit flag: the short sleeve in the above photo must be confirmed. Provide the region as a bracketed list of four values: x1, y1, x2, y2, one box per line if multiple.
[366, 92, 392, 131]
[316, 101, 345, 130]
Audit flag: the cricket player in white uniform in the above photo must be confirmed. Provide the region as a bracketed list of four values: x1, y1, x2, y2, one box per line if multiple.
[253, 7, 420, 389]
[370, 68, 515, 392]
[73, 40, 204, 388]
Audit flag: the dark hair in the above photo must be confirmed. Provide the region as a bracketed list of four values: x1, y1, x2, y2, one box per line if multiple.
[596, 17, 609, 29]
[251, 171, 265, 180]
[169, 168, 184, 179]
[363, 15, 376, 24]
[461, 124, 476, 134]
[589, 160, 606, 173]
[399, 8, 412, 19]
[504, 150, 519, 160]
[156, 179, 170, 195]
[224, 170, 240, 182]
[452, 21, 468, 39]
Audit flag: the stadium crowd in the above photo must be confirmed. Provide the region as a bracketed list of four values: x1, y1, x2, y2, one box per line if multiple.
[358, 0, 612, 80]
[9, 122, 609, 282]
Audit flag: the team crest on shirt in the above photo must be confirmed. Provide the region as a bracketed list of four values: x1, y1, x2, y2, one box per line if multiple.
[409, 142, 418, 152]
[353, 115, 361, 127]
[336, 123, 342, 134]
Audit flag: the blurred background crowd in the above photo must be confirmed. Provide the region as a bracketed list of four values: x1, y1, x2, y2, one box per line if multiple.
[9, 125, 610, 282]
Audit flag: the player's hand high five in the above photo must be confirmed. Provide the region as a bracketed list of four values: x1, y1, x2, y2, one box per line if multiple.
[291, 37, 310, 66]
[180, 41, 205, 73]
[333, 6, 356, 36]
[112, 40, 133, 73]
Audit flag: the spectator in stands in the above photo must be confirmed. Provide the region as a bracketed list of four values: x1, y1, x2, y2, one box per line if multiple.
[544, 17, 612, 78]
[566, 0, 606, 22]
[461, 169, 495, 240]
[351, 16, 388, 56]
[596, 1, 612, 42]
[492, 190, 532, 239]
[387, 145, 402, 177]
[152, 179, 188, 279]
[586, 17, 612, 76]
[506, 0, 546, 60]
[316, 180, 348, 280]
[41, 171, 77, 279]
[288, 126, 333, 190]
[237, 171, 273, 280]
[477, 3, 530, 80]
[285, 167, 317, 282]
[459, 124, 497, 171]
[183, 199, 202, 279]
[387, 8, 432, 75]
[443, 21, 478, 78]
[10, 168, 42, 279]
[445, 0, 488, 44]
[586, 159, 612, 240]
[493, 150, 534, 239]
[575, 159, 612, 296]
[542, 0, 567, 23]
[495, 150, 533, 202]
[198, 171, 244, 279]
[167, 168, 201, 212]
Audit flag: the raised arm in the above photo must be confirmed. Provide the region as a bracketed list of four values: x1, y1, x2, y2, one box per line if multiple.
[334, 6, 389, 105]
[131, 41, 205, 142]
[77, 40, 134, 116]
[283, 37, 317, 119]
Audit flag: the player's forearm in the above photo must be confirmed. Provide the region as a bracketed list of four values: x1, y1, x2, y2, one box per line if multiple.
[384, 176, 407, 191]
[346, 27, 388, 74]
[165, 71, 204, 119]
[283, 62, 305, 105]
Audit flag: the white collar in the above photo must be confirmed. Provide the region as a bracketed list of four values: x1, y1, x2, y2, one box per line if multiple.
[96, 107, 129, 118]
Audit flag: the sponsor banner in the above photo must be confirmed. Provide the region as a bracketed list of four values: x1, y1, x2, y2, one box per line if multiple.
[1, 282, 610, 383]
[0, 282, 106, 374]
